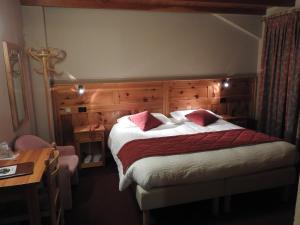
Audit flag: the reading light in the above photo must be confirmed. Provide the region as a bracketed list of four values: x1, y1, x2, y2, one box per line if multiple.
[76, 84, 85, 95]
[222, 78, 230, 88]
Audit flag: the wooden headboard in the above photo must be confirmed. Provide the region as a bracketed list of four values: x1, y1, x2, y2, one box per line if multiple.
[52, 76, 256, 145]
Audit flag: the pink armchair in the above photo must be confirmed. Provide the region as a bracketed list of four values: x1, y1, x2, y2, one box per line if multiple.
[14, 135, 79, 210]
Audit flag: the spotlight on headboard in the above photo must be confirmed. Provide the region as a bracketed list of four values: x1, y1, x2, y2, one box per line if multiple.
[75, 84, 85, 95]
[222, 78, 230, 88]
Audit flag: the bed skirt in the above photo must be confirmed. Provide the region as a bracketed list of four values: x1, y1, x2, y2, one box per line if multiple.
[135, 166, 297, 211]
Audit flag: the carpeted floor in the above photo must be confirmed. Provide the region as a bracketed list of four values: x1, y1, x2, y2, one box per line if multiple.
[65, 159, 297, 225]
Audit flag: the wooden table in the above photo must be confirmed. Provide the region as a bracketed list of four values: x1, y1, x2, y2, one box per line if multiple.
[0, 148, 52, 225]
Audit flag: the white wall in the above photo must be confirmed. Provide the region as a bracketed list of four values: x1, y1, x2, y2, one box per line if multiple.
[22, 7, 49, 141]
[22, 6, 262, 140]
[23, 7, 261, 81]
[0, 0, 35, 145]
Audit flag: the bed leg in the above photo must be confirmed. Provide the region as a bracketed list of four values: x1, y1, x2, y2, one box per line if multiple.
[224, 195, 231, 213]
[212, 198, 219, 216]
[143, 210, 150, 225]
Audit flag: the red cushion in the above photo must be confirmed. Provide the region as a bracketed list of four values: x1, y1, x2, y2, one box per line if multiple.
[185, 109, 218, 126]
[129, 111, 163, 131]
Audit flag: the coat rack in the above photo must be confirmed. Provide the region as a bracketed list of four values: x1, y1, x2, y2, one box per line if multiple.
[27, 48, 66, 141]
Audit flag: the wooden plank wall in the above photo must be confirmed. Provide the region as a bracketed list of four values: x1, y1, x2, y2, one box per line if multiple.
[52, 76, 256, 145]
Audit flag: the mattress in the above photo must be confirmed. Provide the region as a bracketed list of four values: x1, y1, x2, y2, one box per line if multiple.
[108, 119, 298, 191]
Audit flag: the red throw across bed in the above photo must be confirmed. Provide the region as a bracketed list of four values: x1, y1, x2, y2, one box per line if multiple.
[117, 129, 280, 173]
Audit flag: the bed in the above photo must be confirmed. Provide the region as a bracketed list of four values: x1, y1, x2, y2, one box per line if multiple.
[108, 113, 298, 225]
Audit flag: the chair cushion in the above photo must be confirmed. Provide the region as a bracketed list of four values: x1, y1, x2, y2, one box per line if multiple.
[58, 155, 79, 174]
[14, 135, 51, 151]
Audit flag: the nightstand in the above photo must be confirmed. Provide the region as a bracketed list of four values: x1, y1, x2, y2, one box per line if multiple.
[73, 124, 106, 168]
[222, 115, 256, 129]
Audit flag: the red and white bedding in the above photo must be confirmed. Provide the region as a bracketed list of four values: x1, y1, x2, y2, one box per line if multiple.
[108, 119, 298, 191]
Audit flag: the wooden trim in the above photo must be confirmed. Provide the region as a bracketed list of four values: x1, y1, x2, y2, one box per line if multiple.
[187, 0, 294, 6]
[53, 74, 257, 86]
[20, 0, 274, 15]
[2, 41, 29, 131]
[21, 0, 295, 7]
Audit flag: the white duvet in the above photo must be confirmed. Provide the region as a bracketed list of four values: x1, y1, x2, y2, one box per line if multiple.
[108, 119, 298, 191]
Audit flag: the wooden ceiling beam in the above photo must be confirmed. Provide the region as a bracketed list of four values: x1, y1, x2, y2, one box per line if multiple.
[20, 0, 288, 15]
[184, 0, 295, 7]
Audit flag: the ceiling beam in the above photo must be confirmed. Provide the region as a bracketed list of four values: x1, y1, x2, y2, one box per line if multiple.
[20, 0, 290, 15]
[183, 0, 295, 7]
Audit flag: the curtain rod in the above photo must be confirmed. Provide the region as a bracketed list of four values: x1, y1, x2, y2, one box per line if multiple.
[262, 7, 300, 21]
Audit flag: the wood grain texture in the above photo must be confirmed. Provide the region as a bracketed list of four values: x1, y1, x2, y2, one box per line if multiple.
[52, 76, 256, 145]
[74, 124, 106, 168]
[0, 148, 52, 188]
[2, 41, 28, 131]
[19, 0, 281, 15]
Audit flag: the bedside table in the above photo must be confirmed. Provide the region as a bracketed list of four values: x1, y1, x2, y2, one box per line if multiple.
[73, 124, 106, 168]
[222, 115, 256, 129]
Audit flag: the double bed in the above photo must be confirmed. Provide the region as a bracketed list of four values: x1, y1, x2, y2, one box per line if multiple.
[108, 113, 298, 225]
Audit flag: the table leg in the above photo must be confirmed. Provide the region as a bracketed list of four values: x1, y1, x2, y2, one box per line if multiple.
[102, 141, 106, 166]
[26, 185, 41, 225]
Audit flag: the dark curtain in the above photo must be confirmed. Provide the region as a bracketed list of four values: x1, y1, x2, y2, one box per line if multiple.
[258, 12, 300, 146]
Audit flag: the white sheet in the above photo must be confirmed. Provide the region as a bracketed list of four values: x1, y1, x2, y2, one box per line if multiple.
[108, 119, 298, 191]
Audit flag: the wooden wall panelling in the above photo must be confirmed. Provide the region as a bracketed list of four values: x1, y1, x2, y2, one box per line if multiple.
[52, 81, 166, 144]
[163, 82, 170, 115]
[52, 77, 256, 145]
[211, 103, 227, 115]
[169, 99, 218, 113]
[60, 114, 73, 145]
[168, 79, 221, 114]
[118, 89, 163, 104]
[220, 78, 251, 96]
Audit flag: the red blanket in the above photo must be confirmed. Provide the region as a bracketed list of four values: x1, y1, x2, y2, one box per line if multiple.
[117, 129, 280, 174]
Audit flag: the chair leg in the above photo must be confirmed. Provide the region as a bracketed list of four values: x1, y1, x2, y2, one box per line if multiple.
[71, 169, 79, 185]
[212, 198, 219, 216]
[224, 195, 231, 213]
[143, 210, 150, 225]
[59, 169, 73, 210]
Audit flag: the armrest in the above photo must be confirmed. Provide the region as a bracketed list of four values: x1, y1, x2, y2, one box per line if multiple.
[57, 145, 76, 156]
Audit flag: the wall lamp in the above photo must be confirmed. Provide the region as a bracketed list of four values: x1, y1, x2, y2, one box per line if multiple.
[222, 78, 230, 88]
[76, 84, 85, 95]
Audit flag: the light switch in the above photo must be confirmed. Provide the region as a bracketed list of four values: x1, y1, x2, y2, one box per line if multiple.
[65, 107, 71, 113]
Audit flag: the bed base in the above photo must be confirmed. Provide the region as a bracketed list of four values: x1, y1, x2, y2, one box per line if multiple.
[135, 166, 297, 225]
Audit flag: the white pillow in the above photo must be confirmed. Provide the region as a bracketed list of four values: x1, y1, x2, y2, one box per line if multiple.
[116, 115, 136, 127]
[170, 110, 195, 122]
[152, 113, 175, 125]
[117, 113, 174, 127]
[170, 109, 223, 122]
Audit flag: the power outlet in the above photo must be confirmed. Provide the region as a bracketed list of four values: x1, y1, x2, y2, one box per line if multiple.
[78, 106, 87, 113]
